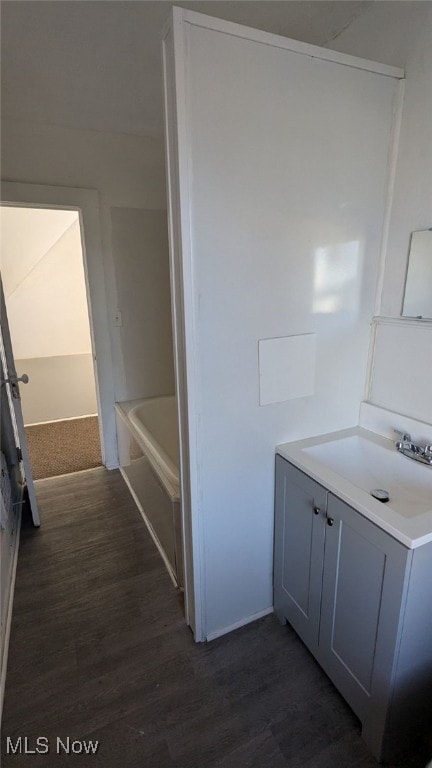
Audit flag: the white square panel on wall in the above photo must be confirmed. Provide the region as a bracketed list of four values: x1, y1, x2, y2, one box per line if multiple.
[258, 334, 316, 406]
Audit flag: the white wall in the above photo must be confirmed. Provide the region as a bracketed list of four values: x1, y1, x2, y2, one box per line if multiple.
[166, 12, 401, 639]
[0, 206, 77, 296]
[2, 214, 91, 358]
[1, 210, 97, 423]
[368, 321, 431, 424]
[1, 119, 175, 448]
[111, 207, 175, 402]
[328, 3, 432, 426]
[15, 355, 97, 424]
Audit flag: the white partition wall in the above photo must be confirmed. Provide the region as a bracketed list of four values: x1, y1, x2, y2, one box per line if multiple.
[163, 8, 404, 640]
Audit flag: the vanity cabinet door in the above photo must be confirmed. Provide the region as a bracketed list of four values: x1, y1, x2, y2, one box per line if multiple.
[274, 456, 327, 653]
[318, 493, 410, 730]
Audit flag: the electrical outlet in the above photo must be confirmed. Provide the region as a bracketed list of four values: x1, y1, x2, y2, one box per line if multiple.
[113, 310, 123, 327]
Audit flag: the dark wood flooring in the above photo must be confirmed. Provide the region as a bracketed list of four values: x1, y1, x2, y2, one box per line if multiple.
[2, 468, 431, 767]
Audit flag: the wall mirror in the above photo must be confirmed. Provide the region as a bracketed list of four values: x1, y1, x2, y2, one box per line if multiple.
[402, 228, 432, 319]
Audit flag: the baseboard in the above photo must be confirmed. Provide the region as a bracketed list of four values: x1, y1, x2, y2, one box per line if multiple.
[0, 508, 22, 723]
[34, 465, 105, 483]
[25, 413, 98, 427]
[206, 606, 274, 642]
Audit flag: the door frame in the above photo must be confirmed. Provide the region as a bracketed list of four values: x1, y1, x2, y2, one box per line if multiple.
[0, 181, 117, 469]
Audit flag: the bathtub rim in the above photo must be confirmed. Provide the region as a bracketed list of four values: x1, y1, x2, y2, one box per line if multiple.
[129, 399, 178, 487]
[115, 398, 180, 502]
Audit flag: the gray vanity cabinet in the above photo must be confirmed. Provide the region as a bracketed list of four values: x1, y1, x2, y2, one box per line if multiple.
[317, 493, 410, 742]
[274, 455, 432, 761]
[274, 456, 327, 653]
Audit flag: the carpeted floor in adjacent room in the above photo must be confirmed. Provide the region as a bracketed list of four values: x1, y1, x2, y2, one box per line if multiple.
[25, 415, 102, 479]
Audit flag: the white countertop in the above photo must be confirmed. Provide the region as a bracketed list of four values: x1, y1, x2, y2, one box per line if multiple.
[277, 426, 432, 549]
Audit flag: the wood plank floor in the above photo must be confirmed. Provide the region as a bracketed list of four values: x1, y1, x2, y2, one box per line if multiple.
[2, 468, 431, 767]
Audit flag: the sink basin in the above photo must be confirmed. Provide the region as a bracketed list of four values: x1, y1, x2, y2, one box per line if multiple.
[277, 426, 432, 547]
[303, 434, 432, 518]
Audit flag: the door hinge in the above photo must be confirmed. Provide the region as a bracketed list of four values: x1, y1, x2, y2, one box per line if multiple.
[16, 446, 22, 462]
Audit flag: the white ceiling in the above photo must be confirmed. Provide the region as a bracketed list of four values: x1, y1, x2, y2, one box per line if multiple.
[1, 1, 372, 139]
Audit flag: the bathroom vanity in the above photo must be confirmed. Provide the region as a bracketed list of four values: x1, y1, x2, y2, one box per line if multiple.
[274, 427, 432, 762]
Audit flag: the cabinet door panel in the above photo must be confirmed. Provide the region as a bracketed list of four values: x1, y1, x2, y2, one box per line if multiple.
[274, 457, 327, 652]
[319, 494, 410, 724]
[323, 520, 386, 693]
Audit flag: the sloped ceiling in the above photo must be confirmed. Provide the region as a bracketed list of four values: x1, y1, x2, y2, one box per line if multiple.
[1, 208, 92, 359]
[0, 207, 78, 298]
[1, 1, 371, 139]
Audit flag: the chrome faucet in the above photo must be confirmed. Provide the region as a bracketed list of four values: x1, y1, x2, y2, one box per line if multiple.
[395, 431, 432, 466]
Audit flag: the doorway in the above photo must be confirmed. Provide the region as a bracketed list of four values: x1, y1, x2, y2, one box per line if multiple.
[0, 205, 102, 479]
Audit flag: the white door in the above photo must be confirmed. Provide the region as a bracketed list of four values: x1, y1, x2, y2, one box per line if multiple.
[0, 276, 40, 527]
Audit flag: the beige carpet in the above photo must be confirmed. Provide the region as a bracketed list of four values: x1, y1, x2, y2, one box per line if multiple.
[25, 416, 102, 480]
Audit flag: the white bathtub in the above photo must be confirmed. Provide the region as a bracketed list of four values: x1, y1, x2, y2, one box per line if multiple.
[128, 397, 179, 489]
[115, 396, 183, 587]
